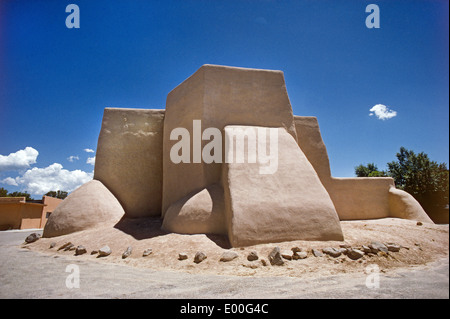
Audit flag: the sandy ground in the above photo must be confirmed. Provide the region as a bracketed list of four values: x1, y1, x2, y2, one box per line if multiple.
[26, 218, 449, 279]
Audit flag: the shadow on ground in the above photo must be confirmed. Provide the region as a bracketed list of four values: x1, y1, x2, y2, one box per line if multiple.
[114, 217, 231, 249]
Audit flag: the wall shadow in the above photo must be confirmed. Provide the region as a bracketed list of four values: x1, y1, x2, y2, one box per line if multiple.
[114, 217, 169, 240]
[114, 216, 232, 249]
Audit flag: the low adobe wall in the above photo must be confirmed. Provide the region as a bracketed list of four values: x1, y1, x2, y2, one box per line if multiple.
[327, 177, 394, 220]
[0, 199, 23, 230]
[294, 116, 432, 222]
[0, 197, 48, 230]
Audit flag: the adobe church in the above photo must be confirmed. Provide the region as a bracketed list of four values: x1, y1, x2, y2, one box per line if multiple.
[43, 65, 433, 247]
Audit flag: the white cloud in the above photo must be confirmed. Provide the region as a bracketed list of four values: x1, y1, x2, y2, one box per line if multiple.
[3, 163, 93, 196]
[86, 156, 96, 166]
[84, 148, 95, 153]
[67, 155, 79, 162]
[1, 177, 18, 186]
[369, 104, 397, 120]
[0, 147, 39, 172]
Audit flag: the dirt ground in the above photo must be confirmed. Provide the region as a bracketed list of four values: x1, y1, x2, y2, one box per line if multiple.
[26, 218, 449, 279]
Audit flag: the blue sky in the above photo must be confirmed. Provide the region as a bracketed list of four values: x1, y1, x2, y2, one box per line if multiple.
[0, 0, 448, 197]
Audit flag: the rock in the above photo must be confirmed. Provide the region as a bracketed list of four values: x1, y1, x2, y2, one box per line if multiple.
[369, 241, 389, 254]
[69, 246, 76, 251]
[57, 242, 72, 251]
[242, 263, 259, 269]
[268, 247, 284, 266]
[194, 251, 207, 264]
[292, 251, 308, 260]
[25, 233, 41, 243]
[178, 252, 188, 260]
[281, 252, 292, 260]
[75, 245, 87, 256]
[338, 248, 348, 255]
[417, 221, 423, 226]
[339, 244, 351, 249]
[322, 247, 341, 258]
[63, 243, 74, 251]
[143, 249, 153, 257]
[312, 249, 323, 257]
[49, 242, 56, 249]
[122, 246, 132, 259]
[385, 243, 401, 252]
[91, 250, 98, 255]
[347, 248, 364, 260]
[247, 251, 259, 261]
[98, 245, 112, 257]
[220, 251, 238, 262]
[291, 247, 302, 253]
[260, 259, 268, 266]
[361, 245, 371, 254]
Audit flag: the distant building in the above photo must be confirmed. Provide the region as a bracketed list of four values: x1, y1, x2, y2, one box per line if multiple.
[0, 196, 63, 230]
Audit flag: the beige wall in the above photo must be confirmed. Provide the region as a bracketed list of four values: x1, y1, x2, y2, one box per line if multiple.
[94, 108, 165, 218]
[0, 200, 23, 230]
[41, 196, 63, 228]
[221, 126, 343, 246]
[294, 115, 431, 222]
[19, 203, 45, 229]
[326, 177, 394, 220]
[0, 196, 63, 230]
[162, 64, 298, 216]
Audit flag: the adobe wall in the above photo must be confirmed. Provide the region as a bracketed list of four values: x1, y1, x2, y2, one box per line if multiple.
[162, 64, 298, 216]
[41, 196, 63, 228]
[326, 177, 394, 220]
[0, 199, 23, 230]
[19, 204, 45, 229]
[221, 125, 343, 246]
[294, 115, 432, 222]
[94, 108, 165, 218]
[0, 197, 48, 230]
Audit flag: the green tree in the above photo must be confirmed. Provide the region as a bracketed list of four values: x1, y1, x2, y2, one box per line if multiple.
[45, 190, 68, 199]
[0, 187, 8, 197]
[355, 163, 386, 177]
[368, 170, 387, 177]
[6, 191, 34, 201]
[387, 147, 449, 221]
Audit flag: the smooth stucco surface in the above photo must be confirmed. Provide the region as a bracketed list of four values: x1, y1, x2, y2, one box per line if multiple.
[222, 125, 343, 246]
[293, 115, 433, 223]
[43, 65, 434, 244]
[94, 108, 164, 218]
[162, 65, 298, 216]
[43, 180, 125, 237]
